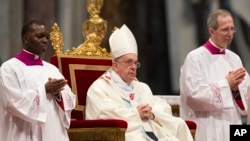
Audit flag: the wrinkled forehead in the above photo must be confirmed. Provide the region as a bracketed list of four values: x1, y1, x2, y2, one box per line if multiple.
[118, 53, 138, 60]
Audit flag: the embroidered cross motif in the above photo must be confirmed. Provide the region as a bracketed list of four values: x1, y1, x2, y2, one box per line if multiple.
[129, 93, 134, 100]
[105, 75, 111, 80]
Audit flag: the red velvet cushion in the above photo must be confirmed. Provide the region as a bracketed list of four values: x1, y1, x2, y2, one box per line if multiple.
[185, 120, 197, 129]
[70, 119, 128, 128]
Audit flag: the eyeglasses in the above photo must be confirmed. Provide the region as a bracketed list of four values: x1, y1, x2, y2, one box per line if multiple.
[116, 60, 141, 68]
[219, 27, 236, 34]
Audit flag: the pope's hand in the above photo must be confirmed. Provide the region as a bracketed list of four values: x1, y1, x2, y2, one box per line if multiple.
[137, 103, 154, 120]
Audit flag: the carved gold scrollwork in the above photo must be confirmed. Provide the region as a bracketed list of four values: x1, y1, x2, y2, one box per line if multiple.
[50, 0, 111, 57]
[50, 23, 63, 55]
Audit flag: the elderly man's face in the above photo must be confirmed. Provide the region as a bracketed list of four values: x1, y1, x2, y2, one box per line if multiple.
[113, 53, 140, 83]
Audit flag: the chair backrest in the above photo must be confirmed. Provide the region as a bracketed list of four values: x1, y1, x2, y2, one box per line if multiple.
[51, 55, 112, 119]
[49, 0, 112, 119]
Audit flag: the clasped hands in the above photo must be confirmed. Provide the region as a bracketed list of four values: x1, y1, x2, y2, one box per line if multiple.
[45, 77, 68, 96]
[226, 67, 246, 92]
[137, 103, 155, 120]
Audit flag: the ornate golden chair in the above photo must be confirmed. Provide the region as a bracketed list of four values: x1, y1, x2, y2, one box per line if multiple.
[50, 0, 127, 140]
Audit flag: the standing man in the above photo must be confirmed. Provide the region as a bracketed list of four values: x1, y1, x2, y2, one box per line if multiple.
[86, 24, 194, 141]
[180, 9, 250, 141]
[0, 20, 76, 141]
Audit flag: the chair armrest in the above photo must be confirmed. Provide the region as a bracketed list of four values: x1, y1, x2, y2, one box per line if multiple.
[185, 120, 196, 129]
[70, 119, 128, 128]
[185, 120, 196, 140]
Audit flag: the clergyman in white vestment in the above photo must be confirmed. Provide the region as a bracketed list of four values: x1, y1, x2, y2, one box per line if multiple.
[86, 24, 194, 141]
[180, 9, 250, 141]
[0, 20, 76, 141]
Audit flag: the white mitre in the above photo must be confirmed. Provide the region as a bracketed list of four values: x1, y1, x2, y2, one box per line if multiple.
[109, 24, 137, 60]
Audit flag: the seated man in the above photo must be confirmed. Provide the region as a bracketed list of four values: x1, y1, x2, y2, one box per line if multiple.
[85, 24, 193, 141]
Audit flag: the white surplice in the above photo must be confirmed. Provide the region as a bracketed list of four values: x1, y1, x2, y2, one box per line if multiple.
[180, 46, 250, 141]
[248, 86, 250, 124]
[0, 58, 76, 141]
[86, 69, 194, 141]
